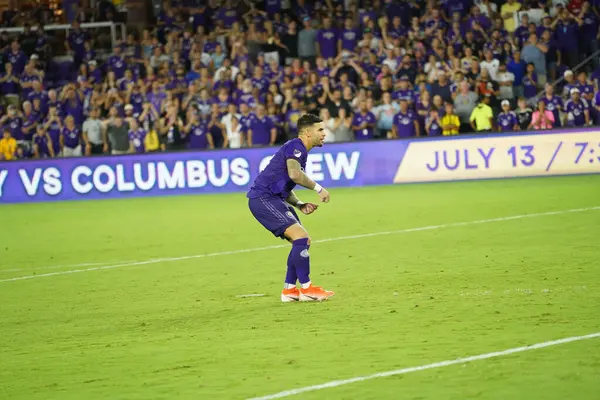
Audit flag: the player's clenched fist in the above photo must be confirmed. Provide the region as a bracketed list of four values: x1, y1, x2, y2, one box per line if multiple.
[299, 203, 319, 215]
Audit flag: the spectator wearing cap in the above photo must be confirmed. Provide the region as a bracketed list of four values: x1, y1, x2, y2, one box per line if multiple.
[470, 95, 494, 133]
[497, 100, 519, 132]
[529, 100, 555, 130]
[562, 70, 577, 98]
[521, 33, 547, 86]
[440, 103, 460, 136]
[565, 87, 590, 127]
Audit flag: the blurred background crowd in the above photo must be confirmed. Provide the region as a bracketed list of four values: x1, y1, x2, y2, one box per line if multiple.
[1, 0, 600, 160]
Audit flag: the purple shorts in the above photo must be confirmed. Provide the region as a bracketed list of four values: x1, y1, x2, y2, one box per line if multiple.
[248, 196, 301, 238]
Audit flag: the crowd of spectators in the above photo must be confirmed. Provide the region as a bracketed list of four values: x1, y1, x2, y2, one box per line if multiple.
[2, 0, 600, 161]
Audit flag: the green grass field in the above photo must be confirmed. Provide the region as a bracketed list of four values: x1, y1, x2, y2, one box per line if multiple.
[1, 175, 599, 400]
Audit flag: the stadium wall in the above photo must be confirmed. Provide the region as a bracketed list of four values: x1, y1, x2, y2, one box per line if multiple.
[1, 129, 599, 204]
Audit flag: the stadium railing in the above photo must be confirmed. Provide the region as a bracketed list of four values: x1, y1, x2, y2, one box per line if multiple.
[0, 22, 127, 52]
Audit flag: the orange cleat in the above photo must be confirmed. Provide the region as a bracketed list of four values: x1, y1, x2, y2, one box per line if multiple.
[299, 284, 335, 302]
[281, 287, 300, 302]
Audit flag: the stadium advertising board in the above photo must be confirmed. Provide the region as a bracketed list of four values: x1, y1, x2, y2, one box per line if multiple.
[0, 130, 599, 203]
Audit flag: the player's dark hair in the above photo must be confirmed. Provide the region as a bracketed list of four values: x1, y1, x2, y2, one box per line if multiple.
[297, 113, 322, 136]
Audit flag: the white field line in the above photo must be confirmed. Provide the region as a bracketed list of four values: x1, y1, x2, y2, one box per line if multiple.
[0, 261, 138, 273]
[247, 332, 600, 400]
[1, 206, 598, 284]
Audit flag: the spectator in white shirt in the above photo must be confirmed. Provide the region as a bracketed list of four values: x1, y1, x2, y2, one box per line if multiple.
[220, 103, 241, 134]
[480, 49, 500, 81]
[496, 63, 516, 100]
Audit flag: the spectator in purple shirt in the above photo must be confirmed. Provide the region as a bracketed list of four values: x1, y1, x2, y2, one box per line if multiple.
[248, 104, 277, 147]
[5, 40, 28, 75]
[66, 21, 89, 67]
[316, 17, 339, 61]
[0, 62, 20, 99]
[392, 99, 420, 138]
[554, 9, 581, 67]
[339, 18, 360, 53]
[351, 100, 377, 140]
[107, 45, 127, 79]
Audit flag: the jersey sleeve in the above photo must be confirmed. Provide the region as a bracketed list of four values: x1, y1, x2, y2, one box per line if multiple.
[284, 141, 305, 163]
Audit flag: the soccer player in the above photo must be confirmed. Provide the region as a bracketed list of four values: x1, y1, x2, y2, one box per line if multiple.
[247, 114, 334, 302]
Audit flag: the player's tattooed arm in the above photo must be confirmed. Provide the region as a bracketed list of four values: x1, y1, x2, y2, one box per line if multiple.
[286, 158, 315, 189]
[285, 191, 303, 208]
[286, 159, 330, 203]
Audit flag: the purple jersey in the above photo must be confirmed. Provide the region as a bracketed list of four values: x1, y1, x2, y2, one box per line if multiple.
[33, 133, 52, 157]
[540, 95, 563, 126]
[249, 115, 275, 145]
[20, 73, 39, 99]
[392, 89, 414, 103]
[352, 111, 377, 140]
[565, 99, 589, 127]
[393, 110, 418, 138]
[129, 128, 147, 153]
[217, 8, 238, 28]
[4, 117, 23, 140]
[251, 77, 270, 93]
[497, 111, 518, 132]
[187, 122, 210, 149]
[317, 29, 338, 60]
[247, 138, 308, 200]
[107, 55, 126, 79]
[68, 30, 88, 56]
[426, 116, 442, 136]
[239, 113, 257, 133]
[340, 28, 360, 51]
[0, 73, 19, 95]
[130, 92, 145, 114]
[61, 127, 81, 148]
[577, 83, 594, 97]
[22, 114, 38, 141]
[6, 50, 27, 74]
[45, 118, 62, 154]
[523, 75, 538, 99]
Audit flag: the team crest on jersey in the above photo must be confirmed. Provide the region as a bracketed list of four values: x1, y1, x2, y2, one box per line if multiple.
[286, 211, 294, 219]
[294, 149, 302, 158]
[300, 249, 309, 258]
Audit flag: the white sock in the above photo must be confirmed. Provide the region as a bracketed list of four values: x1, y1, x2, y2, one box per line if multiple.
[284, 283, 296, 289]
[301, 281, 311, 289]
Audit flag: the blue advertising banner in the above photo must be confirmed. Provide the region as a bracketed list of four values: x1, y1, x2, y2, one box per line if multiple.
[0, 130, 599, 204]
